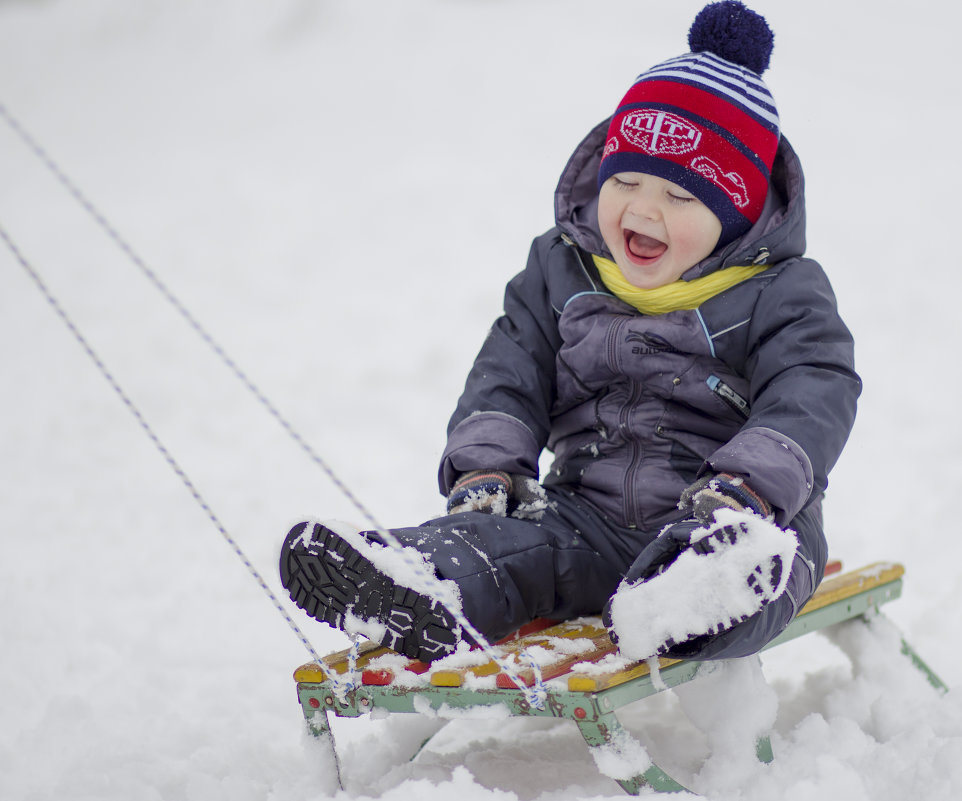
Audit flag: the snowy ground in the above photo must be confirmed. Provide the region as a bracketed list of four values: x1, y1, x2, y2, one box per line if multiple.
[1, 1, 960, 798]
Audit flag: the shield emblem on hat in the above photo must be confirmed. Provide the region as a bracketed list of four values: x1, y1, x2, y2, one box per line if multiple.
[620, 110, 701, 155]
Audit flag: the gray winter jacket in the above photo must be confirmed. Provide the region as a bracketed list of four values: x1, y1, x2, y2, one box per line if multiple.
[440, 120, 860, 533]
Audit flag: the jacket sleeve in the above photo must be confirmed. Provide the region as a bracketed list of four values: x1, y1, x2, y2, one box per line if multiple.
[706, 258, 861, 525]
[438, 237, 563, 494]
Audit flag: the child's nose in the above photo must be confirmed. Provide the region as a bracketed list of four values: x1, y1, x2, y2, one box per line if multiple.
[629, 192, 662, 221]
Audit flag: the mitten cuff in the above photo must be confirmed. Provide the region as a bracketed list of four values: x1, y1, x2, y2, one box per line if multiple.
[682, 473, 773, 525]
[707, 473, 773, 519]
[446, 469, 512, 515]
[450, 469, 513, 496]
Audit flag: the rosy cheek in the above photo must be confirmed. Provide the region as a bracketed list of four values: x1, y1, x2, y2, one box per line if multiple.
[672, 230, 697, 255]
[600, 218, 622, 255]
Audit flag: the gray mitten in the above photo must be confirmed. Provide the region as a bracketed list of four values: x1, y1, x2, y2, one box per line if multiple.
[447, 469, 548, 519]
[679, 472, 773, 525]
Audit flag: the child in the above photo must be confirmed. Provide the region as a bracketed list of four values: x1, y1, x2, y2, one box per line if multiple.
[280, 1, 860, 663]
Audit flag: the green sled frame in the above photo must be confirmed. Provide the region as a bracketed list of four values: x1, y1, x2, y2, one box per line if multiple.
[292, 562, 946, 794]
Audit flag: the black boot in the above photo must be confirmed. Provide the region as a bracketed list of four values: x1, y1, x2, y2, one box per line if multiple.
[280, 521, 461, 662]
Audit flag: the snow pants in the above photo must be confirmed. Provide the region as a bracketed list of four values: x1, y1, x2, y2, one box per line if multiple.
[375, 487, 828, 661]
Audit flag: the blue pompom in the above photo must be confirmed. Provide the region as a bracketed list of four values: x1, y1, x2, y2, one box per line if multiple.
[688, 1, 774, 75]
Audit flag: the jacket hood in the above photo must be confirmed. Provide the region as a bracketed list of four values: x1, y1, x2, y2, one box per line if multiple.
[553, 118, 809, 278]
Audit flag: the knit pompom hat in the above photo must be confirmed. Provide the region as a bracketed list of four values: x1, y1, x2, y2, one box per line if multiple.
[598, 1, 779, 246]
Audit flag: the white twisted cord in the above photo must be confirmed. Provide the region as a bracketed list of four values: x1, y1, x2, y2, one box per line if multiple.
[0, 221, 323, 665]
[0, 102, 549, 708]
[329, 635, 362, 704]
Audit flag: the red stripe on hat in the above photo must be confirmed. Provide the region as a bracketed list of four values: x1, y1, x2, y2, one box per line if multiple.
[606, 108, 769, 222]
[619, 80, 778, 169]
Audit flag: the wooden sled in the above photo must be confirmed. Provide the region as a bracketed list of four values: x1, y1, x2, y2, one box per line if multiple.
[292, 562, 946, 794]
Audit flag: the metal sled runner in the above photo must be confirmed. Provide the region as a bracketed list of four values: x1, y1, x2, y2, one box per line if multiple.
[292, 562, 945, 794]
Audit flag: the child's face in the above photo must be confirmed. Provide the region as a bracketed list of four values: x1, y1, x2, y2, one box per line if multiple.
[598, 172, 722, 289]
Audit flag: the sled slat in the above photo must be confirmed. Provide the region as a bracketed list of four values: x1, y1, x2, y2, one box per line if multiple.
[567, 656, 682, 692]
[428, 659, 504, 687]
[798, 562, 903, 614]
[322, 641, 388, 674]
[361, 669, 394, 686]
[495, 618, 560, 642]
[496, 633, 615, 689]
[429, 670, 466, 687]
[293, 662, 327, 683]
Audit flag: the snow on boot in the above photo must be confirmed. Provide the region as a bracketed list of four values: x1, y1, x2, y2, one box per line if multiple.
[604, 509, 798, 660]
[280, 521, 462, 662]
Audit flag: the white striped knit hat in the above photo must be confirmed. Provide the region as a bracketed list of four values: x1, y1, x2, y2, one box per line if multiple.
[598, 1, 779, 245]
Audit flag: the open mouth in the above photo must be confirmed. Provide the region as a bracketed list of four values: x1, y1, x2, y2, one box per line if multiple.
[624, 230, 667, 263]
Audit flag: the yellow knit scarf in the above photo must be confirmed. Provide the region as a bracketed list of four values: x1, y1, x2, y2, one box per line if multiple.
[592, 254, 767, 315]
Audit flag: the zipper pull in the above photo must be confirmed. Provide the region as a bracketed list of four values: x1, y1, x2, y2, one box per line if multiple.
[707, 375, 750, 419]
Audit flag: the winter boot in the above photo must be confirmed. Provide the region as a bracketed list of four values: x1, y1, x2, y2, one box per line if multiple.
[603, 510, 798, 660]
[280, 521, 461, 661]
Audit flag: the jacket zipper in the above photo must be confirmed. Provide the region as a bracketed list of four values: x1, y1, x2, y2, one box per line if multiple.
[707, 374, 750, 419]
[621, 381, 642, 528]
[606, 316, 642, 528]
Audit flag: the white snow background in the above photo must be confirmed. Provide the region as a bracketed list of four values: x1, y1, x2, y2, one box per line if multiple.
[1, 1, 960, 798]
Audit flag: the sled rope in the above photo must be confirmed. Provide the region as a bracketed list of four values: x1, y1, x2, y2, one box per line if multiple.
[0, 103, 548, 707]
[0, 220, 323, 664]
[331, 635, 362, 703]
[0, 102, 375, 529]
